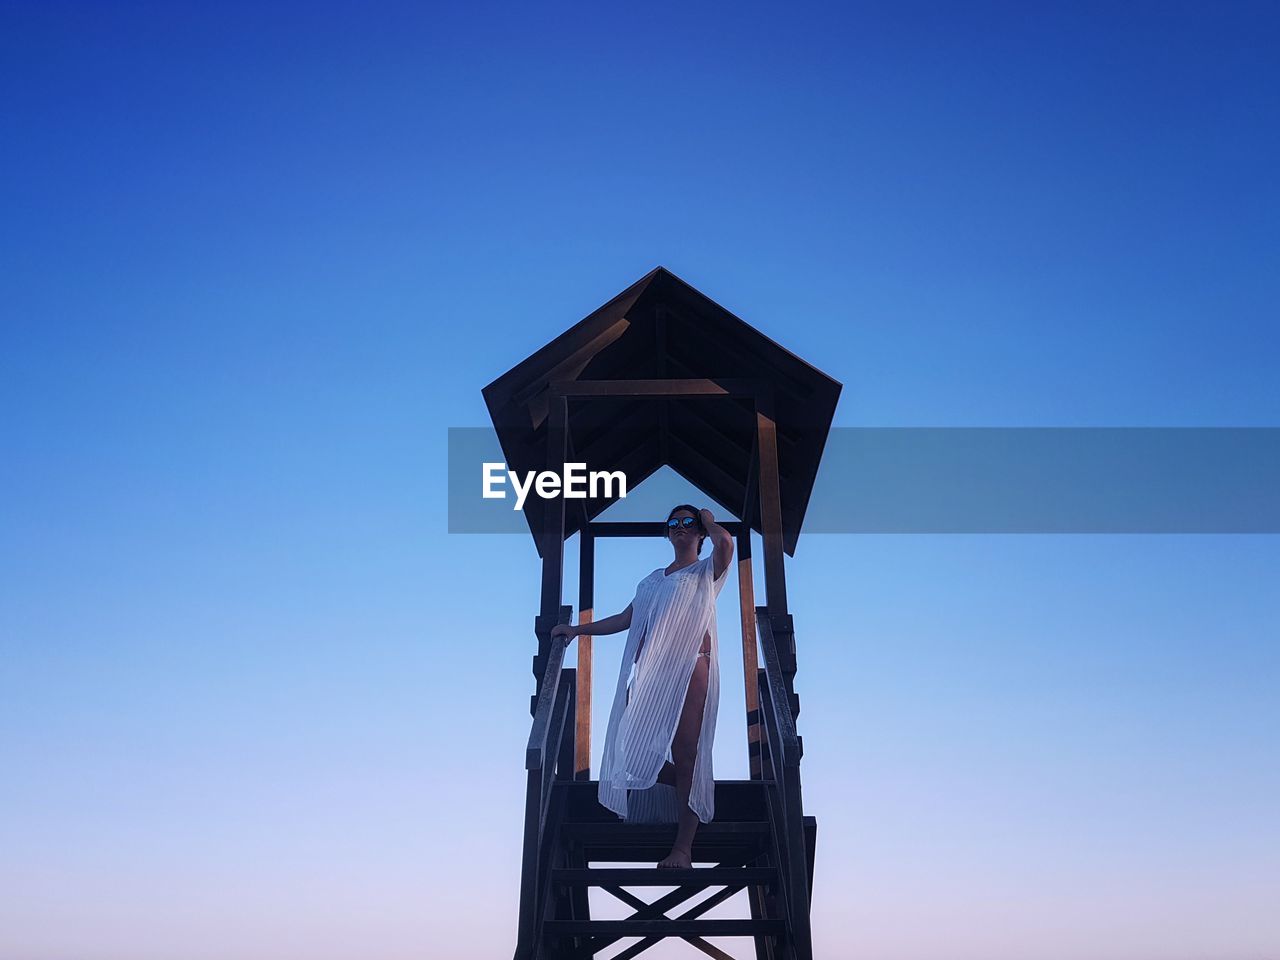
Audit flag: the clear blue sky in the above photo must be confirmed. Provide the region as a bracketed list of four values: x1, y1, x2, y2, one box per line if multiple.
[1, 3, 1277, 958]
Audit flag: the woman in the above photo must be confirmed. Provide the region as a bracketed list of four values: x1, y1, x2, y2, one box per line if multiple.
[552, 504, 733, 869]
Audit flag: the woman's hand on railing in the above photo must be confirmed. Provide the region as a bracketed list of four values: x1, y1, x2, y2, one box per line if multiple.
[550, 623, 578, 643]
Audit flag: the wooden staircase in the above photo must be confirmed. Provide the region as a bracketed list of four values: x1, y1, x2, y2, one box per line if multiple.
[515, 608, 815, 959]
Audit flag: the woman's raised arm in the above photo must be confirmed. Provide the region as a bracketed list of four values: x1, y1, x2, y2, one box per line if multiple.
[700, 508, 735, 581]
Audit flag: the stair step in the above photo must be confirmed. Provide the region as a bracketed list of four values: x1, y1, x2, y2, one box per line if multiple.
[561, 820, 770, 839]
[544, 918, 785, 937]
[558, 820, 772, 862]
[560, 778, 775, 823]
[552, 867, 776, 887]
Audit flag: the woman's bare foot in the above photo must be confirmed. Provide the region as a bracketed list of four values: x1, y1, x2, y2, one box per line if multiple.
[657, 844, 692, 869]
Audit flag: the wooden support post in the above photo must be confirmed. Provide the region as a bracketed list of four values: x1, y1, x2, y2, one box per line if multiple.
[756, 386, 788, 617]
[656, 305, 670, 466]
[756, 384, 794, 786]
[534, 392, 569, 713]
[575, 531, 594, 781]
[741, 427, 759, 533]
[538, 393, 569, 627]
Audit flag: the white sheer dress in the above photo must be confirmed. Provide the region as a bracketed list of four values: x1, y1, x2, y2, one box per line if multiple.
[597, 554, 730, 823]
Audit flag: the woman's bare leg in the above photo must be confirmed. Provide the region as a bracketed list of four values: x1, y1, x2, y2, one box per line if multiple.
[658, 638, 711, 868]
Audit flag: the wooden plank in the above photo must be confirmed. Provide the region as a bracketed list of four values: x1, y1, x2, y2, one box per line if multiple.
[564, 843, 765, 864]
[534, 766, 570, 943]
[747, 842, 780, 960]
[525, 624, 570, 770]
[804, 816, 817, 897]
[778, 761, 813, 958]
[541, 670, 573, 828]
[657, 305, 670, 467]
[552, 867, 775, 886]
[587, 520, 746, 539]
[538, 393, 568, 629]
[683, 936, 738, 960]
[514, 764, 543, 957]
[756, 652, 813, 960]
[562, 820, 770, 839]
[741, 426, 759, 531]
[517, 599, 571, 956]
[737, 529, 763, 783]
[755, 614, 800, 768]
[586, 858, 757, 955]
[544, 918, 783, 936]
[574, 532, 594, 781]
[756, 386, 788, 615]
[601, 884, 649, 912]
[555, 668, 576, 785]
[558, 778, 771, 823]
[564, 422, 592, 533]
[607, 882, 756, 959]
[550, 378, 761, 399]
[564, 837, 590, 948]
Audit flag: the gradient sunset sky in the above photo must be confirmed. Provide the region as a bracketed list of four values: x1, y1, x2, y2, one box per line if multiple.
[2, 3, 1278, 959]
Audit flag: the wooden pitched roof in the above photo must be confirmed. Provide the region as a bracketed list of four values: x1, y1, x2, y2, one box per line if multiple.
[482, 267, 842, 556]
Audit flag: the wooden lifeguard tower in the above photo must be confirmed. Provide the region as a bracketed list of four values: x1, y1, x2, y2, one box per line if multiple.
[483, 267, 841, 959]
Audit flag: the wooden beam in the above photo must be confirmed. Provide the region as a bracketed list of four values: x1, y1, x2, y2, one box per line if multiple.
[756, 386, 788, 615]
[617, 886, 752, 960]
[525, 607, 573, 769]
[737, 529, 763, 782]
[587, 521, 747, 538]
[575, 532, 594, 781]
[741, 426, 759, 529]
[590, 871, 755, 957]
[563, 414, 591, 533]
[756, 613, 800, 768]
[657, 305, 670, 466]
[538, 393, 569, 629]
[550, 378, 761, 399]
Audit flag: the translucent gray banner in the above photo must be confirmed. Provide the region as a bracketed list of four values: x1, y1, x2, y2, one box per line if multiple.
[448, 427, 1280, 533]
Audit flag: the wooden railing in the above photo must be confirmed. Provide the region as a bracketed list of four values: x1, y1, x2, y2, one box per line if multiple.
[515, 605, 577, 960]
[756, 609, 814, 958]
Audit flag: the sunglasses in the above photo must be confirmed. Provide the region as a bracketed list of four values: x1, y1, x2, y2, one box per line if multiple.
[667, 516, 700, 529]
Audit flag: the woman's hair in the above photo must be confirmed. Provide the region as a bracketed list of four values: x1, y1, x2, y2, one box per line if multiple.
[666, 503, 706, 554]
